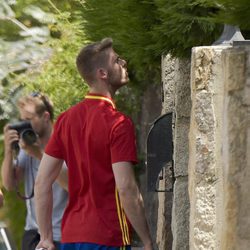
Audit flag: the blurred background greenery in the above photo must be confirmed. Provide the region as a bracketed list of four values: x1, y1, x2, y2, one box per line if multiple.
[0, 0, 249, 247]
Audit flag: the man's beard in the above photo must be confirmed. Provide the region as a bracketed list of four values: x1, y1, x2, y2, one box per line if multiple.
[108, 68, 127, 87]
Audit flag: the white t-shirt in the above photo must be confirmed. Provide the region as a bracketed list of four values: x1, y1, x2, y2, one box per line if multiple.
[17, 149, 68, 241]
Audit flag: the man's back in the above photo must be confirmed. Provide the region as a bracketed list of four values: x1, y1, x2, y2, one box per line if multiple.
[46, 94, 138, 246]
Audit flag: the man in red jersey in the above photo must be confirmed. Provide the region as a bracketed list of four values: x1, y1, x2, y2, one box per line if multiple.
[34, 38, 153, 250]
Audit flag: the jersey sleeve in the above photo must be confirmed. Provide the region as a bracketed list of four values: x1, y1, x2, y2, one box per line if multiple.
[110, 116, 138, 165]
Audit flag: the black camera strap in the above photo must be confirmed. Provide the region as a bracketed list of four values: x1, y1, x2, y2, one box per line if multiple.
[14, 157, 35, 200]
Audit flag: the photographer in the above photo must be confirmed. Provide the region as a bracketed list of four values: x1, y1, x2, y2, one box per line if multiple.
[1, 92, 68, 250]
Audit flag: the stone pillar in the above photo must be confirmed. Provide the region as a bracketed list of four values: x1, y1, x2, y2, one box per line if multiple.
[161, 54, 191, 250]
[172, 58, 191, 250]
[189, 45, 250, 249]
[221, 46, 250, 250]
[189, 46, 228, 249]
[157, 54, 175, 250]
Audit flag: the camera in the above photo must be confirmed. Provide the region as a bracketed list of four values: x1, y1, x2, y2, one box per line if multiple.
[9, 121, 37, 149]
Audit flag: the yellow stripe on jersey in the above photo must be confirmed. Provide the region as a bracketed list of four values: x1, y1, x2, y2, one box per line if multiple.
[122, 209, 130, 244]
[85, 95, 115, 109]
[119, 193, 130, 244]
[115, 188, 126, 244]
[115, 188, 130, 245]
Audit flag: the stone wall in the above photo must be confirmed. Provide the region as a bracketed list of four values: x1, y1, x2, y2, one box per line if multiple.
[161, 45, 250, 250]
[189, 46, 227, 249]
[189, 45, 250, 249]
[172, 57, 191, 250]
[161, 54, 191, 250]
[158, 54, 176, 250]
[221, 46, 250, 249]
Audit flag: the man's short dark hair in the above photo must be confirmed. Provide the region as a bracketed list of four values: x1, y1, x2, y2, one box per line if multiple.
[76, 38, 113, 84]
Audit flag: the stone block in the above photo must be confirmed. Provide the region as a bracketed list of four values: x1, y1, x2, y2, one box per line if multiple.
[223, 48, 246, 92]
[161, 54, 176, 114]
[174, 58, 191, 118]
[172, 177, 189, 250]
[174, 117, 190, 177]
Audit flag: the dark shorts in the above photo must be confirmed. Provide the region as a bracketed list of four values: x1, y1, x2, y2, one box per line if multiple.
[21, 230, 61, 250]
[61, 243, 131, 250]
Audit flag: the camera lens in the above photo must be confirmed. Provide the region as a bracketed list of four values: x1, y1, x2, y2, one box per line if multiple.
[21, 129, 37, 145]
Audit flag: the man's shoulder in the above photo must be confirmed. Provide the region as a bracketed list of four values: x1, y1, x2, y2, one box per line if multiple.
[114, 110, 132, 122]
[111, 110, 134, 129]
[55, 102, 82, 122]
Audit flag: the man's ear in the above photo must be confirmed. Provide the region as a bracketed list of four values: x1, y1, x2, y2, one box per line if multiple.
[97, 68, 108, 80]
[43, 111, 50, 122]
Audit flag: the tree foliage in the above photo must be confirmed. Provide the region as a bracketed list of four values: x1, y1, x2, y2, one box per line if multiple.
[206, 0, 250, 30]
[0, 1, 53, 247]
[80, 0, 159, 87]
[80, 0, 222, 87]
[80, 0, 250, 88]
[18, 19, 89, 117]
[150, 0, 222, 57]
[1, 0, 89, 119]
[0, 1, 88, 247]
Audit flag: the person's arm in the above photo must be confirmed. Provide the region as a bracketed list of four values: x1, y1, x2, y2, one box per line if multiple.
[1, 125, 23, 190]
[112, 161, 153, 250]
[35, 153, 63, 250]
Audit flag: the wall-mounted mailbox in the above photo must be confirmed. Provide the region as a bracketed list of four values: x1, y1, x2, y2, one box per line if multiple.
[146, 112, 174, 192]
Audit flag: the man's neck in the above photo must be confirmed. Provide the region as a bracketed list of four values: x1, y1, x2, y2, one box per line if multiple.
[39, 122, 53, 146]
[89, 88, 115, 99]
[88, 81, 119, 98]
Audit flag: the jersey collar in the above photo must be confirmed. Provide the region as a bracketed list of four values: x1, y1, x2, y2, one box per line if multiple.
[85, 94, 116, 109]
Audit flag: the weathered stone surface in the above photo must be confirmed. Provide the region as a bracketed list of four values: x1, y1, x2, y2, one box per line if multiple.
[221, 47, 250, 250]
[192, 184, 216, 249]
[189, 46, 228, 250]
[172, 177, 189, 250]
[172, 58, 191, 250]
[174, 58, 191, 118]
[154, 54, 176, 250]
[161, 54, 176, 114]
[223, 48, 246, 92]
[161, 45, 250, 250]
[192, 48, 214, 91]
[156, 192, 173, 250]
[189, 45, 250, 250]
[162, 54, 191, 250]
[173, 117, 190, 177]
[173, 57, 191, 178]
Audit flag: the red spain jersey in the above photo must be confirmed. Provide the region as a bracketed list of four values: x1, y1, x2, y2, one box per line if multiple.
[45, 93, 138, 246]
